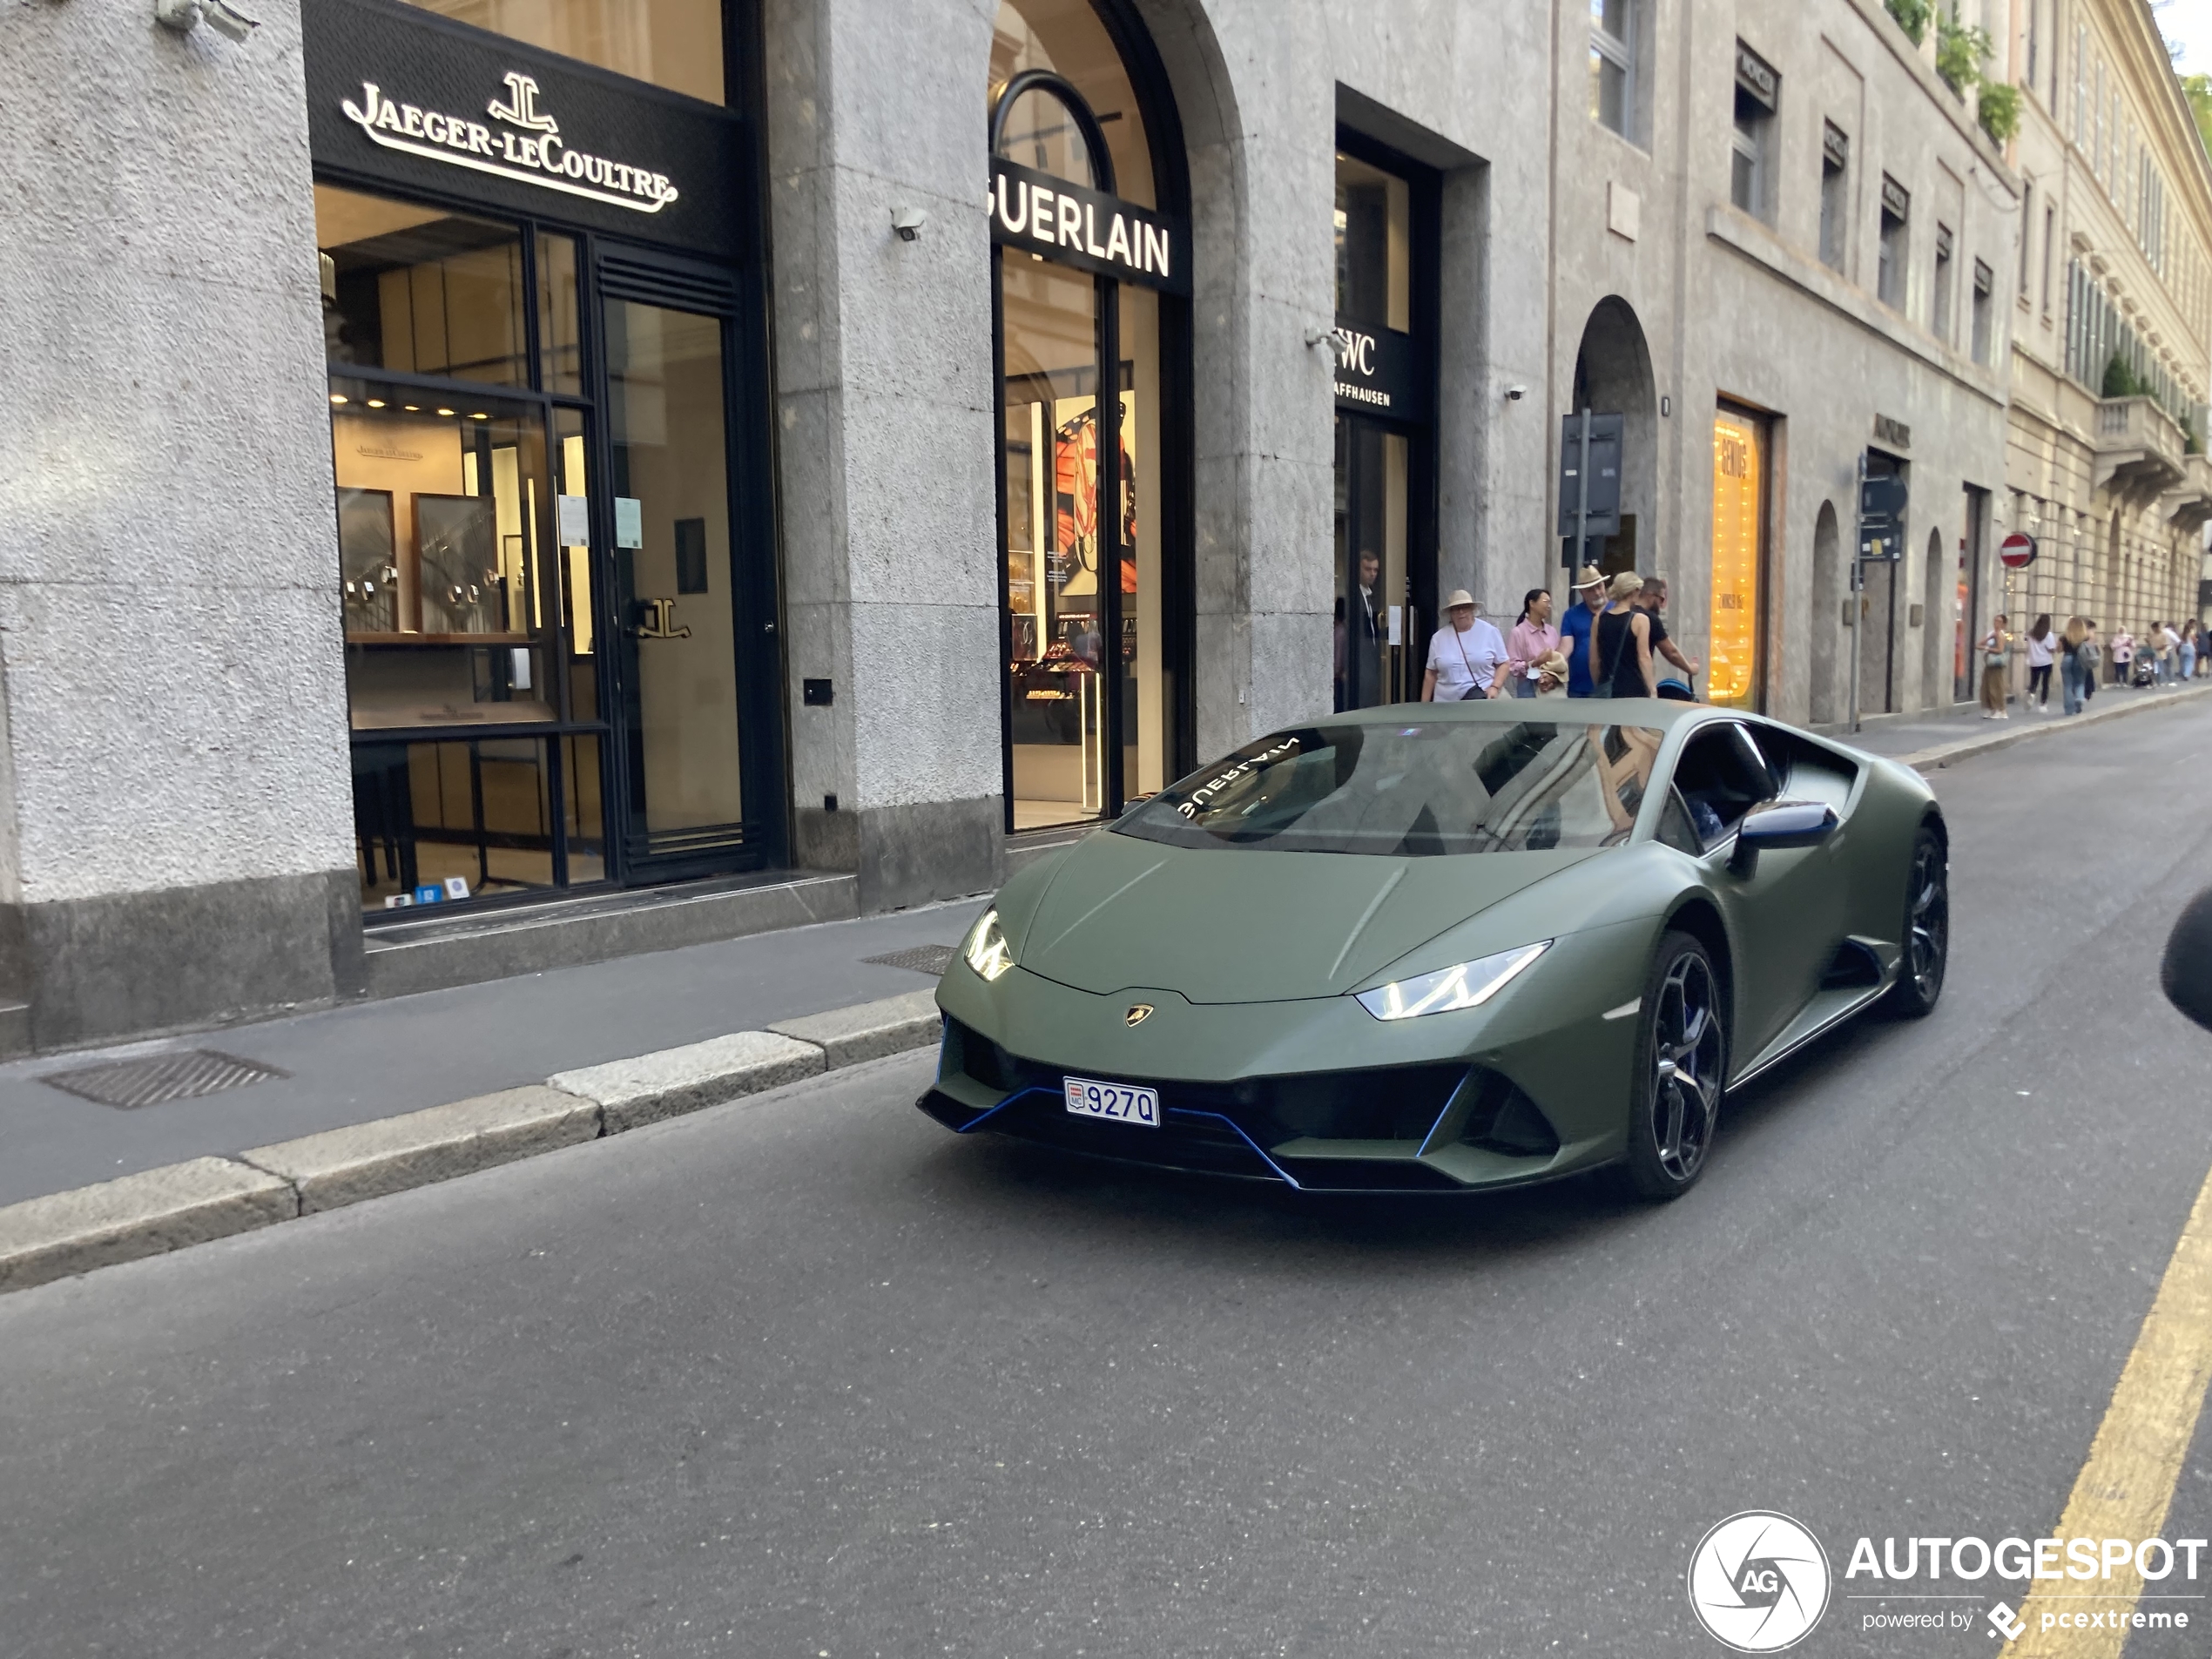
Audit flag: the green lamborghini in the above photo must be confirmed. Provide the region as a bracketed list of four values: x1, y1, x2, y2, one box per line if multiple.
[921, 700, 1947, 1200]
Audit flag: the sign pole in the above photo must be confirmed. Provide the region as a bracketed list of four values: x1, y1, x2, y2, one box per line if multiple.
[1850, 454, 1865, 736]
[1574, 412, 1592, 572]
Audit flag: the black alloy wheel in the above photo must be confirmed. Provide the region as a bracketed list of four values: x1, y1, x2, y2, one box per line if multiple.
[1622, 932, 1728, 1201]
[1886, 825, 1949, 1018]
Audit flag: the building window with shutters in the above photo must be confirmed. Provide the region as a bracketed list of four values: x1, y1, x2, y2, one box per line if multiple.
[1819, 123, 1850, 272]
[1877, 176, 1910, 311]
[1730, 44, 1778, 221]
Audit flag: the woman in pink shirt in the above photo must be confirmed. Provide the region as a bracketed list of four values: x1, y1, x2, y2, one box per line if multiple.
[1504, 589, 1564, 698]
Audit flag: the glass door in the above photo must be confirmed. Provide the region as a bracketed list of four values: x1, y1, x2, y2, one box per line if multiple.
[594, 238, 781, 880]
[1333, 415, 1411, 710]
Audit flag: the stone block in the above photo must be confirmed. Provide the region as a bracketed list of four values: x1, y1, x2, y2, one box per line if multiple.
[242, 1086, 603, 1215]
[0, 1157, 297, 1294]
[769, 990, 943, 1069]
[550, 1031, 827, 1134]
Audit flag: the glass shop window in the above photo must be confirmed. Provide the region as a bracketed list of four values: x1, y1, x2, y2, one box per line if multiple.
[317, 184, 529, 386]
[1334, 152, 1410, 334]
[319, 183, 604, 912]
[397, 0, 726, 105]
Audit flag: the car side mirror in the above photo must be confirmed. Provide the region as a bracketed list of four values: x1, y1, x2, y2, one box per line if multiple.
[1729, 799, 1838, 878]
[2162, 888, 2212, 1033]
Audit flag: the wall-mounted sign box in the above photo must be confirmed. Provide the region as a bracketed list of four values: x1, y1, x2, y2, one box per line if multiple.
[988, 158, 1190, 296]
[304, 0, 750, 261]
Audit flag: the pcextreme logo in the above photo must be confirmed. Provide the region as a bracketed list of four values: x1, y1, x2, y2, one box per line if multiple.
[1688, 1512, 1832, 1652]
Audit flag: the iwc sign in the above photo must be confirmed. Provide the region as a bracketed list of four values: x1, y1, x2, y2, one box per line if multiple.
[341, 72, 681, 215]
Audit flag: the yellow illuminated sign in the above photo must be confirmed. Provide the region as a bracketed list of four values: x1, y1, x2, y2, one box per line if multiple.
[1708, 411, 1764, 708]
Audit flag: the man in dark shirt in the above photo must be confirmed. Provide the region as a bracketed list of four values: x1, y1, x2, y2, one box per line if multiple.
[1636, 577, 1702, 692]
[1561, 565, 1608, 698]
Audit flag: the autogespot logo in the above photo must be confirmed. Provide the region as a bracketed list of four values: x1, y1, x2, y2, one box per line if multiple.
[1688, 1512, 1833, 1652]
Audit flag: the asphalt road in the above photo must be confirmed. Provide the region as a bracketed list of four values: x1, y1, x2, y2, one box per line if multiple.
[3, 702, 2212, 1659]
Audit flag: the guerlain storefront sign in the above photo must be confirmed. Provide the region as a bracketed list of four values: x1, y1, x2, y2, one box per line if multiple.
[988, 157, 1191, 296]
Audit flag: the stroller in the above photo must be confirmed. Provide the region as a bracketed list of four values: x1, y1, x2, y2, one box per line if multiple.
[2132, 653, 2159, 689]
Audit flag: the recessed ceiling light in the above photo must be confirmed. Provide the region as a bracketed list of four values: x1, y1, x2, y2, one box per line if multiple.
[403, 404, 420, 412]
[436, 408, 455, 416]
[470, 412, 489, 421]
[366, 399, 386, 408]
[329, 394, 347, 405]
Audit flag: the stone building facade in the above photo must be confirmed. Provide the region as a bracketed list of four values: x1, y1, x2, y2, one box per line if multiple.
[5, 0, 2166, 1054]
[1989, 0, 2212, 654]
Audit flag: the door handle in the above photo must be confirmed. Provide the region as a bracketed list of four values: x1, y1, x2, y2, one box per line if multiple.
[630, 597, 691, 640]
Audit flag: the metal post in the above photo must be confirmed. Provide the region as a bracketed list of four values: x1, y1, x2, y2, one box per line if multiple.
[1849, 455, 1865, 735]
[1573, 411, 1593, 571]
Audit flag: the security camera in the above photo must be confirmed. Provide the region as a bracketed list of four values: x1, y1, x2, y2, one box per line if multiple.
[892, 206, 927, 242]
[154, 0, 259, 40]
[1504, 385, 1527, 401]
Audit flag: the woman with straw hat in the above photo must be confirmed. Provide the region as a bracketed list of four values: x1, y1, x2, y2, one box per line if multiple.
[1421, 589, 1508, 701]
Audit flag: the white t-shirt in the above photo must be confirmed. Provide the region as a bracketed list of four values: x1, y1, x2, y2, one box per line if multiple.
[1427, 617, 1507, 700]
[2025, 631, 2057, 668]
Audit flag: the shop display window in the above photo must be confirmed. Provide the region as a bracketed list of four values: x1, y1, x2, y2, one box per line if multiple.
[397, 0, 726, 106]
[320, 180, 607, 912]
[318, 185, 529, 387]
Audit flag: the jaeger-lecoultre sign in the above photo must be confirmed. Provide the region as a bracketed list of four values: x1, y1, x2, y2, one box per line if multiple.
[341, 71, 680, 214]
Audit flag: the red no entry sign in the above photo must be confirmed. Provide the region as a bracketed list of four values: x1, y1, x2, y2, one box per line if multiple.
[2000, 531, 2037, 570]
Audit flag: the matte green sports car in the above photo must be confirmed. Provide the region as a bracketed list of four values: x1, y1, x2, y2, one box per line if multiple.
[921, 700, 1947, 1200]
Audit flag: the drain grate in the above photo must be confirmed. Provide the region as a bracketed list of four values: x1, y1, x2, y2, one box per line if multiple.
[864, 943, 957, 977]
[41, 1049, 289, 1109]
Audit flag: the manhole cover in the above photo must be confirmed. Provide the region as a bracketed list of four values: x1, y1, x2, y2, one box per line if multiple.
[41, 1049, 288, 1109]
[864, 944, 957, 977]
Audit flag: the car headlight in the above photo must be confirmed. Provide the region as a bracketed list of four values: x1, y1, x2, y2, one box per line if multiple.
[1355, 941, 1550, 1021]
[962, 907, 1015, 982]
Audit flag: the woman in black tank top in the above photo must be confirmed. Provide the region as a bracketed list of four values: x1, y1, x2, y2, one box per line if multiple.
[1593, 572, 1656, 698]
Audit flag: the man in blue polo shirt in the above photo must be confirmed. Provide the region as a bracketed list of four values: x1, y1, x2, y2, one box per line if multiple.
[1559, 564, 1608, 697]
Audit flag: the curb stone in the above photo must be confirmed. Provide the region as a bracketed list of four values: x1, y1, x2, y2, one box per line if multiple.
[1891, 681, 2210, 773]
[0, 1157, 298, 1294]
[550, 1029, 826, 1134]
[242, 1085, 603, 1215]
[0, 992, 945, 1296]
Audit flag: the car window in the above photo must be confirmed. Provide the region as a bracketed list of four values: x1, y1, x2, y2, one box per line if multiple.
[1116, 720, 1669, 855]
[1669, 723, 1781, 850]
[1655, 787, 1703, 856]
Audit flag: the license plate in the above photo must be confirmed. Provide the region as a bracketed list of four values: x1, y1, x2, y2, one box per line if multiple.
[1062, 1075, 1160, 1129]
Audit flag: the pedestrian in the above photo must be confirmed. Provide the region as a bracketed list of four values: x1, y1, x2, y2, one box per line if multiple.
[1560, 565, 1607, 698]
[2182, 620, 2201, 685]
[1595, 571, 1658, 699]
[1635, 577, 1703, 693]
[2059, 616, 2090, 717]
[1979, 613, 2012, 718]
[1504, 589, 1562, 699]
[1341, 550, 1386, 708]
[1421, 588, 1508, 702]
[2080, 620, 2100, 705]
[2023, 615, 2055, 713]
[2162, 620, 2184, 685]
[2109, 627, 2133, 686]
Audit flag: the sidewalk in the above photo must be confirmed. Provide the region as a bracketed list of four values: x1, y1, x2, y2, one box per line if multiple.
[1817, 676, 2211, 764]
[0, 896, 987, 1210]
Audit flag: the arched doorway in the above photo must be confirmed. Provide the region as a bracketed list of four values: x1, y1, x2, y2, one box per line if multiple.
[989, 0, 1192, 832]
[1811, 501, 1842, 724]
[1566, 298, 1657, 577]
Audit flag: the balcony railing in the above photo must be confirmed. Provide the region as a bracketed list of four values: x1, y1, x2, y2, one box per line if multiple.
[2094, 395, 2187, 505]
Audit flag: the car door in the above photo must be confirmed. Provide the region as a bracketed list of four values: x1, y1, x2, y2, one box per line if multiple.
[1664, 720, 1846, 1066]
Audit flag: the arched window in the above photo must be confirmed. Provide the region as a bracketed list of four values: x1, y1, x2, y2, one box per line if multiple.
[989, 0, 1189, 831]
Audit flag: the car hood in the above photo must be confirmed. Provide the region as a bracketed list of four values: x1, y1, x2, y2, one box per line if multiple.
[1011, 830, 1602, 1003]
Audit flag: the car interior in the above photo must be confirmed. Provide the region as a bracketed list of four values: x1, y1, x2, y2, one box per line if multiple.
[1666, 724, 1782, 852]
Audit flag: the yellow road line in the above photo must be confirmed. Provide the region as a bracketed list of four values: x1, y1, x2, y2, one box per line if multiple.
[2009, 1162, 2212, 1656]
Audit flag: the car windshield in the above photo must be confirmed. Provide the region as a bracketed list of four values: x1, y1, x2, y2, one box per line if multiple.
[1116, 721, 1667, 855]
